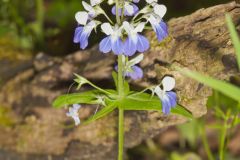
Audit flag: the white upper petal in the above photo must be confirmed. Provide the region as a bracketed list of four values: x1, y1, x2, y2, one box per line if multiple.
[82, 1, 95, 12]
[123, 21, 132, 34]
[101, 23, 113, 35]
[90, 0, 101, 6]
[135, 22, 146, 33]
[128, 54, 144, 67]
[146, 0, 157, 4]
[153, 4, 167, 18]
[125, 3, 134, 15]
[162, 76, 175, 91]
[75, 11, 88, 25]
[154, 86, 164, 99]
[84, 20, 96, 33]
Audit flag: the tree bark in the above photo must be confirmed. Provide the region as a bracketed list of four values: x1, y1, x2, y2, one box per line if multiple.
[0, 2, 239, 160]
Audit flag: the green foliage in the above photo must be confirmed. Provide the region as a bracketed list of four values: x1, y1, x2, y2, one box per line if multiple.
[170, 152, 201, 160]
[207, 91, 240, 114]
[53, 85, 192, 123]
[177, 67, 240, 103]
[177, 119, 202, 148]
[226, 14, 240, 70]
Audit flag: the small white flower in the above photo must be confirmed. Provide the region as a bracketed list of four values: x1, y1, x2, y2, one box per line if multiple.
[66, 104, 81, 126]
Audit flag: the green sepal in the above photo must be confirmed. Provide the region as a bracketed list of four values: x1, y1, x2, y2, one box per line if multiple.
[112, 71, 118, 91]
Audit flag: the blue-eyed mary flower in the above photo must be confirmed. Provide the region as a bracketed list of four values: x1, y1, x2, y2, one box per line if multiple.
[123, 21, 150, 56]
[75, 1, 100, 25]
[116, 54, 144, 80]
[154, 76, 177, 114]
[99, 23, 124, 55]
[112, 1, 139, 16]
[147, 4, 168, 41]
[74, 1, 102, 49]
[74, 21, 97, 49]
[66, 104, 81, 126]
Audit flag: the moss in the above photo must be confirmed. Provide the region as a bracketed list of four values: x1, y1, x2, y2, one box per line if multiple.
[0, 35, 32, 61]
[0, 106, 14, 127]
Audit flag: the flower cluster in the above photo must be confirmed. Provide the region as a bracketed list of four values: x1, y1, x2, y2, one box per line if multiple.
[74, 0, 168, 56]
[66, 0, 176, 125]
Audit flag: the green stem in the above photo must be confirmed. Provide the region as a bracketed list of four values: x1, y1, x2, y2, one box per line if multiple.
[219, 112, 230, 160]
[117, 54, 125, 160]
[118, 108, 124, 160]
[201, 120, 214, 160]
[87, 81, 112, 95]
[115, 0, 125, 159]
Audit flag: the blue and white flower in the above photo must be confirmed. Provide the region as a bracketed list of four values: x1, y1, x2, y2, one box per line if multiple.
[99, 23, 124, 55]
[75, 1, 102, 25]
[147, 4, 168, 41]
[123, 21, 149, 56]
[74, 21, 97, 49]
[111, 2, 139, 16]
[116, 54, 144, 80]
[153, 76, 177, 114]
[66, 104, 81, 126]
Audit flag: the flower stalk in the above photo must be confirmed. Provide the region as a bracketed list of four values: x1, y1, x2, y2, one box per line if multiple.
[115, 0, 125, 159]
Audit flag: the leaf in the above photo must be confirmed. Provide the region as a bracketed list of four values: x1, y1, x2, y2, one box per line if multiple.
[207, 90, 240, 113]
[120, 93, 193, 118]
[226, 14, 240, 69]
[53, 90, 103, 108]
[83, 102, 117, 124]
[171, 105, 193, 119]
[177, 67, 240, 103]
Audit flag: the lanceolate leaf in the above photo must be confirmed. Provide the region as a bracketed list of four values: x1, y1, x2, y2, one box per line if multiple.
[171, 105, 193, 119]
[177, 67, 240, 103]
[83, 102, 117, 124]
[226, 14, 240, 69]
[53, 90, 105, 108]
[121, 92, 193, 118]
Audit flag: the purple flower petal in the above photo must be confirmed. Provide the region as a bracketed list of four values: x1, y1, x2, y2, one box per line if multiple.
[133, 0, 140, 3]
[73, 26, 83, 43]
[112, 5, 122, 15]
[127, 65, 143, 80]
[166, 91, 177, 108]
[99, 36, 112, 53]
[123, 37, 137, 56]
[160, 91, 177, 114]
[155, 21, 168, 42]
[161, 96, 172, 114]
[132, 4, 139, 15]
[112, 38, 124, 55]
[79, 31, 90, 49]
[137, 34, 149, 52]
[112, 4, 138, 16]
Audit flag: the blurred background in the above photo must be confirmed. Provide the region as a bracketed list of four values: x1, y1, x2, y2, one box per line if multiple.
[1, 0, 239, 160]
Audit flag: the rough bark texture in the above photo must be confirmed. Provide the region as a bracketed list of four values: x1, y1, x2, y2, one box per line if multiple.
[0, 2, 239, 160]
